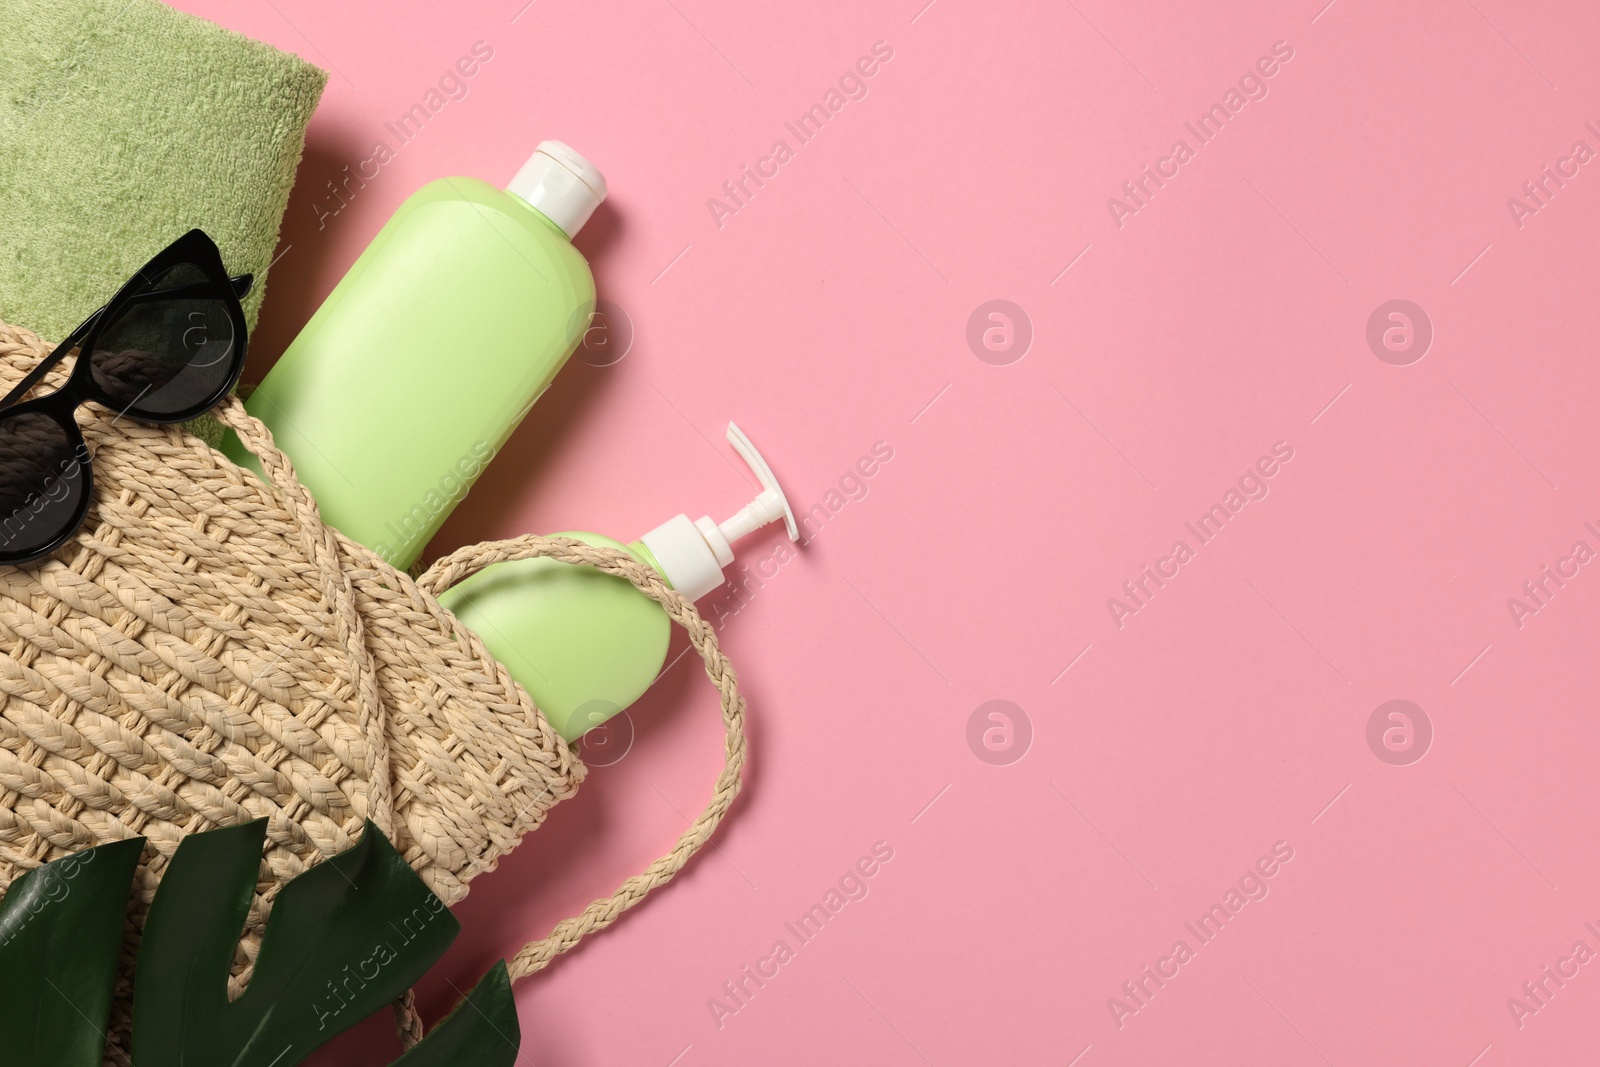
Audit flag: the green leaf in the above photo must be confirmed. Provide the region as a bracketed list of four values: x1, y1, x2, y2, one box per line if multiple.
[132, 819, 460, 1066]
[0, 820, 522, 1067]
[391, 960, 520, 1067]
[0, 836, 144, 1067]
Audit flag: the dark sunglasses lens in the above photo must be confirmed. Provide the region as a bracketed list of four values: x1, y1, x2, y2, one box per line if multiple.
[0, 413, 86, 559]
[90, 262, 239, 418]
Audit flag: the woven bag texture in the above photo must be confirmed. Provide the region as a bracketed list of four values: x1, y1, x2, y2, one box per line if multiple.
[0, 317, 586, 983]
[0, 312, 754, 1066]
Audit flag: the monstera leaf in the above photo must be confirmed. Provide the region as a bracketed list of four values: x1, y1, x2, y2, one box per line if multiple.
[0, 836, 144, 1065]
[0, 821, 520, 1067]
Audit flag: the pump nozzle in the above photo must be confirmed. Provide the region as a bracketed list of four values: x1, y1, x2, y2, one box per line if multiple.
[719, 422, 800, 543]
[639, 422, 800, 601]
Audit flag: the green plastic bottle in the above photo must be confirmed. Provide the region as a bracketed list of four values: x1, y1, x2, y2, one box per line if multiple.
[230, 144, 800, 745]
[225, 140, 607, 570]
[437, 421, 799, 742]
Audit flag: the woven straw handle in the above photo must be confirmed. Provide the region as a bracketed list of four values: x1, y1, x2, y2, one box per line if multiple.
[417, 536, 747, 981]
[219, 397, 746, 996]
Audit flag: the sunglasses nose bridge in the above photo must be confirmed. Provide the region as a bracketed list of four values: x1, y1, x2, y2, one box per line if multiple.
[38, 364, 97, 418]
[0, 230, 248, 564]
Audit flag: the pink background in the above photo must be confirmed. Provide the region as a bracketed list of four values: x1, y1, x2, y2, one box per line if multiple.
[170, 0, 1600, 1063]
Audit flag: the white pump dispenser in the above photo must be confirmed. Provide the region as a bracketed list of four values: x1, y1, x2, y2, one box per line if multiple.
[640, 422, 800, 601]
[438, 420, 798, 741]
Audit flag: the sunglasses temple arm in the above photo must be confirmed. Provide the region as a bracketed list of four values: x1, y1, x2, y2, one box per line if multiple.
[0, 316, 97, 410]
[119, 275, 254, 306]
[0, 272, 252, 411]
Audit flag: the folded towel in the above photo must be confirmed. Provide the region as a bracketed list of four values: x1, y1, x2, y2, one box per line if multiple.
[0, 0, 325, 343]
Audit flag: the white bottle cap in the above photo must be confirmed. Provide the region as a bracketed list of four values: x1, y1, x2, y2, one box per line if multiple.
[641, 422, 800, 602]
[507, 140, 608, 237]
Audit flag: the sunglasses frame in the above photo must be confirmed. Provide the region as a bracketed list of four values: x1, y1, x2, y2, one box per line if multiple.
[0, 229, 251, 564]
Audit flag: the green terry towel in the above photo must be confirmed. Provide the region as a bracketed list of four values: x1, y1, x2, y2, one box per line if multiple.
[0, 0, 325, 343]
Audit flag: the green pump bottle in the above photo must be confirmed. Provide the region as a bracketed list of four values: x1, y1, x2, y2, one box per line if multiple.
[437, 421, 799, 742]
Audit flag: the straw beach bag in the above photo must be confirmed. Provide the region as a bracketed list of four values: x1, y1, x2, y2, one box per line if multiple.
[0, 316, 747, 1057]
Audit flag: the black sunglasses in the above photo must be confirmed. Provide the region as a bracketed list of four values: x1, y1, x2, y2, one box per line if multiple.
[0, 229, 251, 564]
